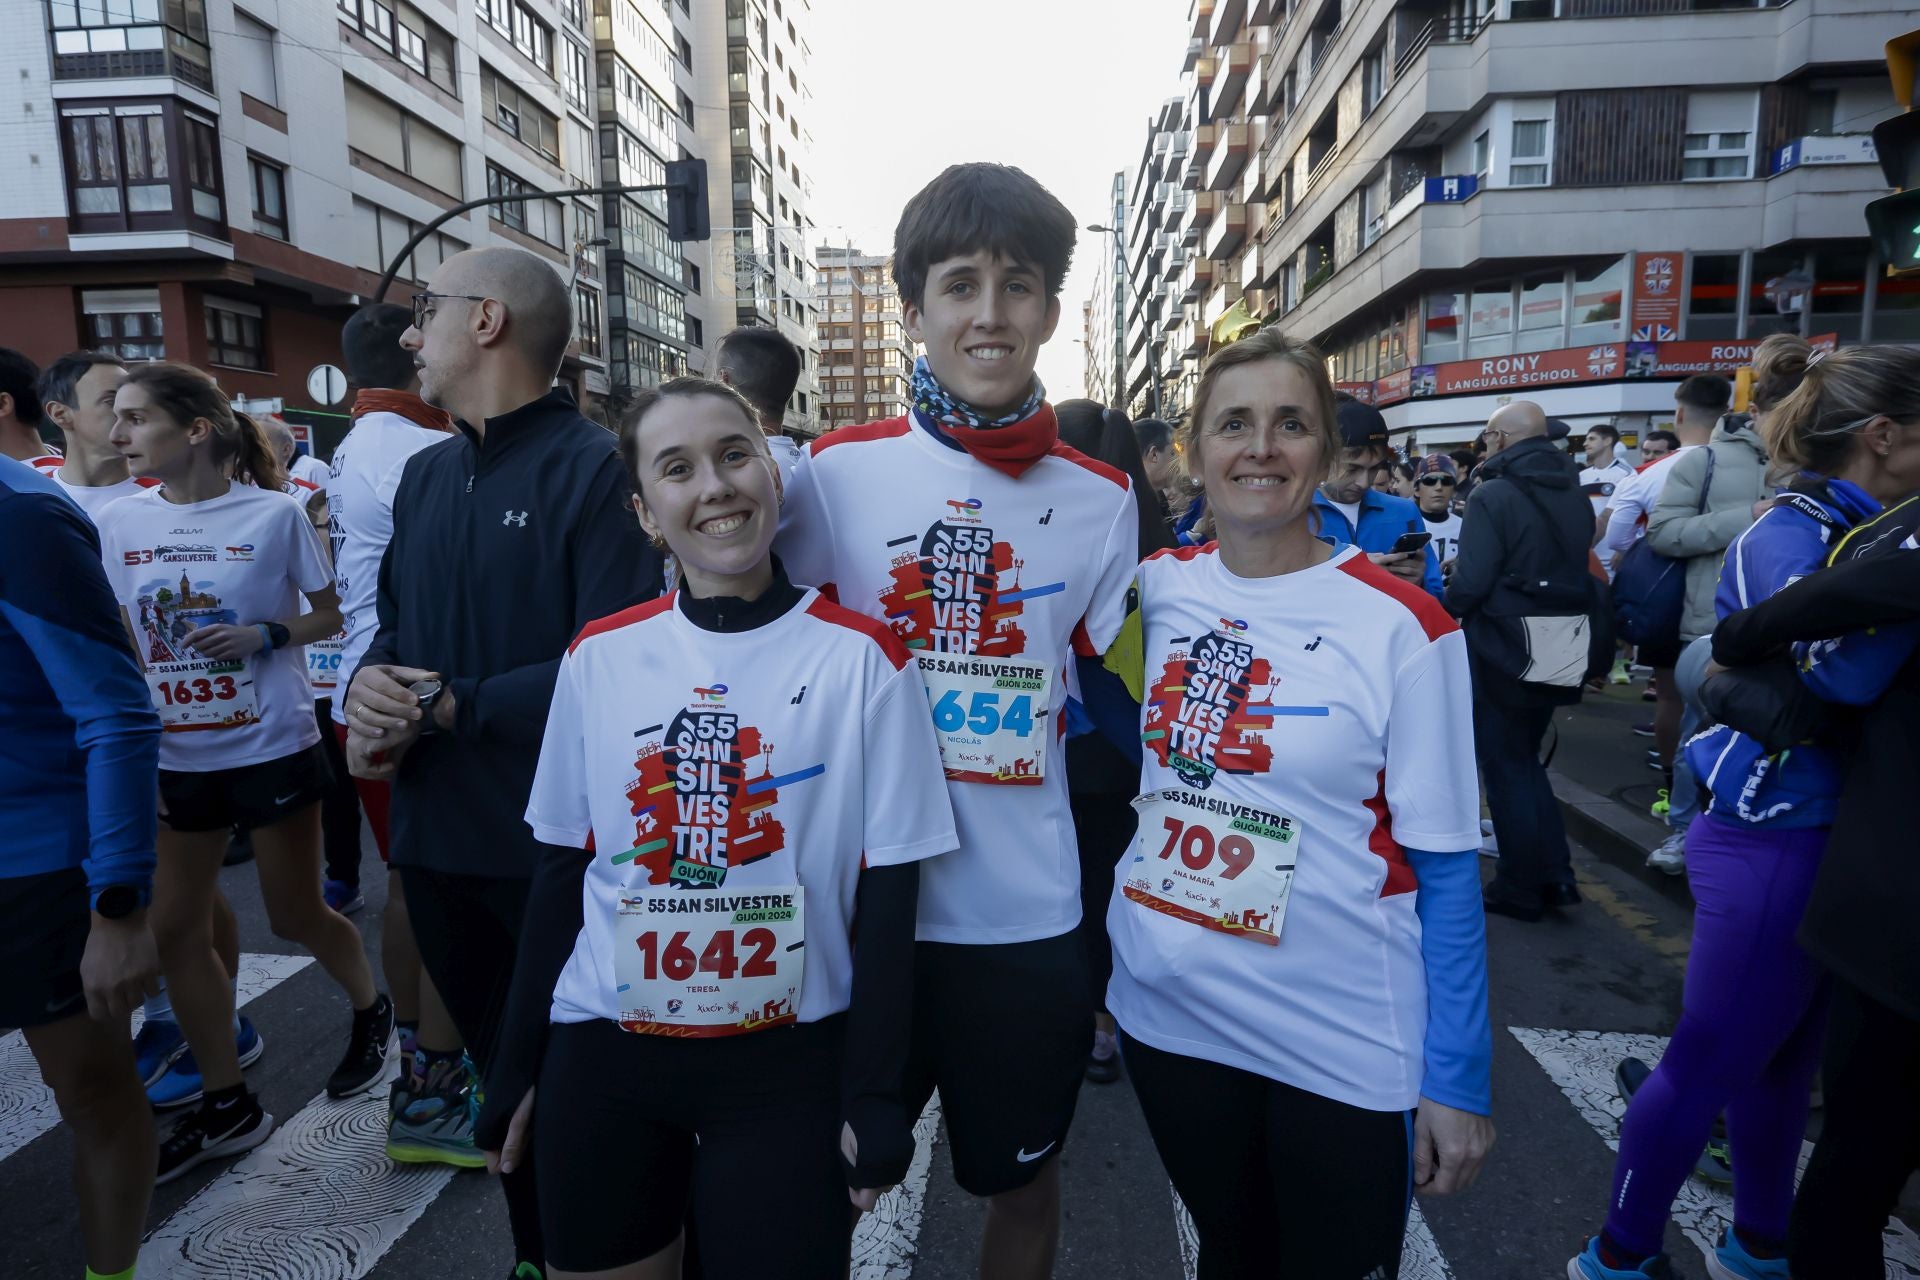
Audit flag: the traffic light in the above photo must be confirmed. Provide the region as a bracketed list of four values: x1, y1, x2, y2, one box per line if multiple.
[664, 158, 710, 242]
[1867, 31, 1920, 276]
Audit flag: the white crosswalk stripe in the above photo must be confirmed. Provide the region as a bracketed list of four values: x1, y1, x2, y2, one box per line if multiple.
[0, 952, 311, 1165]
[1511, 1026, 1920, 1278]
[1171, 1186, 1456, 1277]
[138, 1061, 456, 1280]
[852, 1094, 943, 1280]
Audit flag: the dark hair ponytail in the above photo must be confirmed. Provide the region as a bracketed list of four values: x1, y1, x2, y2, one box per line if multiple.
[228, 411, 289, 492]
[120, 363, 287, 492]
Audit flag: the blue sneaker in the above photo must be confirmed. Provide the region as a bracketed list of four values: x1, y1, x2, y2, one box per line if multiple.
[236, 1016, 265, 1070]
[133, 1018, 187, 1088]
[1568, 1237, 1675, 1279]
[147, 1049, 204, 1110]
[323, 878, 365, 915]
[1706, 1228, 1791, 1280]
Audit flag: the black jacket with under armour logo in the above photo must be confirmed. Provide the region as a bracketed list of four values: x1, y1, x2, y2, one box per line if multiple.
[360, 387, 662, 877]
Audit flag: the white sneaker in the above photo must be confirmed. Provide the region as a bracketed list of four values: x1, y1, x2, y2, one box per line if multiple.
[1646, 833, 1687, 876]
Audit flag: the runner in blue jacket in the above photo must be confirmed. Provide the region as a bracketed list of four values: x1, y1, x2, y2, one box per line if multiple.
[0, 453, 163, 1280]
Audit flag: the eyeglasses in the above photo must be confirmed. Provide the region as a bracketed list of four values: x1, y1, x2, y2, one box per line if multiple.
[411, 291, 488, 330]
[1416, 475, 1456, 488]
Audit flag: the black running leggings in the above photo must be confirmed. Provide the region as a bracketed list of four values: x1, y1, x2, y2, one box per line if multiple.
[1122, 1031, 1414, 1280]
[1789, 977, 1920, 1278]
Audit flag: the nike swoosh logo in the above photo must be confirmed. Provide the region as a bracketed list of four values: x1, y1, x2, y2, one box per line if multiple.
[272, 792, 300, 806]
[1015, 1142, 1056, 1163]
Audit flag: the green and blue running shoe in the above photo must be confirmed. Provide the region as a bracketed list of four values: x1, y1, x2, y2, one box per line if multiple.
[386, 1053, 484, 1169]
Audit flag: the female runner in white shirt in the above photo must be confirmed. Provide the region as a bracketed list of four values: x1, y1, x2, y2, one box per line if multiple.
[1104, 329, 1496, 1278]
[96, 364, 391, 1184]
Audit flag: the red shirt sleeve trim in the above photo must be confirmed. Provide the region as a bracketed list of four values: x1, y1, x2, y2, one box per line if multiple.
[1334, 553, 1457, 642]
[569, 592, 676, 655]
[1046, 441, 1130, 490]
[804, 595, 913, 671]
[1144, 542, 1218, 563]
[808, 416, 912, 457]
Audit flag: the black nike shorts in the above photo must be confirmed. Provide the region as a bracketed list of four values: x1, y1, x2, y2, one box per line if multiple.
[158, 741, 333, 834]
[903, 930, 1092, 1197]
[0, 867, 91, 1029]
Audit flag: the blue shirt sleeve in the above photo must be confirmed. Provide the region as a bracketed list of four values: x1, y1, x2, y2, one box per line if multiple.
[1405, 847, 1492, 1115]
[0, 491, 160, 902]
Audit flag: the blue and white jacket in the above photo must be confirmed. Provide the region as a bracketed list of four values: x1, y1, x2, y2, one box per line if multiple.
[1687, 476, 1920, 829]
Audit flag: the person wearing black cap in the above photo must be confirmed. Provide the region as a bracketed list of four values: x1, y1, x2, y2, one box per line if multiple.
[1314, 397, 1443, 597]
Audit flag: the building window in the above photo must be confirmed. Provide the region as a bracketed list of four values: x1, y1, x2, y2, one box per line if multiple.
[561, 39, 591, 112]
[688, 316, 704, 347]
[250, 157, 287, 239]
[575, 285, 604, 358]
[1683, 130, 1752, 179]
[676, 32, 693, 70]
[205, 300, 265, 370]
[82, 289, 165, 361]
[1509, 118, 1551, 186]
[486, 164, 564, 246]
[232, 13, 278, 106]
[482, 66, 560, 162]
[1471, 130, 1489, 178]
[1359, 47, 1385, 116]
[612, 332, 686, 391]
[678, 90, 694, 124]
[558, 0, 586, 30]
[1684, 90, 1755, 180]
[339, 0, 396, 52]
[1570, 255, 1626, 346]
[614, 266, 688, 341]
[1684, 252, 1740, 340]
[345, 81, 463, 196]
[350, 197, 466, 283]
[480, 0, 552, 73]
[397, 5, 458, 94]
[1516, 271, 1567, 352]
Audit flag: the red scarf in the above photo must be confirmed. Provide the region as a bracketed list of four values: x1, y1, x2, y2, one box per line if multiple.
[351, 388, 454, 434]
[923, 404, 1060, 480]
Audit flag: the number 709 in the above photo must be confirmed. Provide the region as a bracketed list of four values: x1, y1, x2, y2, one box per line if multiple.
[1155, 817, 1254, 879]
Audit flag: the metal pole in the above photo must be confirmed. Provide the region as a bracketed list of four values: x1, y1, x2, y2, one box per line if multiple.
[371, 181, 674, 305]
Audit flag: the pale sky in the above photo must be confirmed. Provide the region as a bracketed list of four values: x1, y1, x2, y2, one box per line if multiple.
[806, 0, 1194, 404]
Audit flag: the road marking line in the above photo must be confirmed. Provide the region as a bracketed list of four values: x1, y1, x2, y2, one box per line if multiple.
[0, 952, 311, 1165]
[1173, 1187, 1455, 1276]
[1570, 868, 1691, 972]
[852, 1094, 942, 1280]
[138, 1061, 455, 1279]
[1511, 1026, 1920, 1276]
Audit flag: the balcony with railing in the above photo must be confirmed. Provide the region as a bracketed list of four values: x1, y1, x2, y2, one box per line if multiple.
[1210, 39, 1256, 111]
[1184, 122, 1218, 190]
[1203, 201, 1250, 261]
[1190, 0, 1217, 38]
[1204, 119, 1252, 191]
[1391, 9, 1492, 76]
[1183, 35, 1205, 72]
[1186, 190, 1222, 244]
[50, 19, 213, 93]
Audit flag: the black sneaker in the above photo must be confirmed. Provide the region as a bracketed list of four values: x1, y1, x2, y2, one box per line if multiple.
[156, 1095, 273, 1185]
[328, 993, 396, 1098]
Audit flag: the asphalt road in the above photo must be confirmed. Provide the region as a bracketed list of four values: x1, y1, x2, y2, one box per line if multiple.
[6, 809, 1910, 1279]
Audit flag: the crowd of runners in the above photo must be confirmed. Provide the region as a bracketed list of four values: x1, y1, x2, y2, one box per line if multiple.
[2, 161, 1918, 1280]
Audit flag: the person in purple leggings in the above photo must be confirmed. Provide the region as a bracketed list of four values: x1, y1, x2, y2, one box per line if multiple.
[1570, 341, 1920, 1280]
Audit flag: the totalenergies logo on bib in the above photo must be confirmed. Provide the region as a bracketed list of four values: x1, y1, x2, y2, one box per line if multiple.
[1144, 629, 1278, 789]
[621, 705, 787, 889]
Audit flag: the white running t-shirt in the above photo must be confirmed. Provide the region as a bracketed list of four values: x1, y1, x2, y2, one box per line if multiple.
[96, 483, 332, 771]
[1601, 446, 1699, 557]
[325, 412, 452, 720]
[1420, 510, 1464, 567]
[289, 453, 330, 493]
[529, 590, 956, 1033]
[1106, 544, 1481, 1112]
[777, 414, 1139, 945]
[33, 461, 162, 522]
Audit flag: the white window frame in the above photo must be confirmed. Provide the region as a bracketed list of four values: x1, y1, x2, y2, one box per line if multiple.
[1683, 91, 1757, 182]
[1472, 130, 1490, 178]
[1683, 131, 1753, 180]
[1509, 116, 1551, 186]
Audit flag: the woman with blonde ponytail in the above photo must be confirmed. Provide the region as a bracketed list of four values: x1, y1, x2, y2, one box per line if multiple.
[93, 362, 394, 1185]
[1571, 342, 1920, 1280]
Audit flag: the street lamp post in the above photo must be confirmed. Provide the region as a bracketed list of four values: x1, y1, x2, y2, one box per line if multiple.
[1087, 222, 1163, 419]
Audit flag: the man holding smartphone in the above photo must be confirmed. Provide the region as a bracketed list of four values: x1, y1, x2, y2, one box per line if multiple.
[1314, 396, 1444, 597]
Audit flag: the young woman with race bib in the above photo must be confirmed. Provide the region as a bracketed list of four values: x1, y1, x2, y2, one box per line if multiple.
[1103, 329, 1495, 1278]
[476, 377, 956, 1280]
[94, 364, 392, 1184]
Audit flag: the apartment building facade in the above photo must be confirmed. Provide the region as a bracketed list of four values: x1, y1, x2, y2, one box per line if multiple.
[814, 246, 914, 431]
[1128, 0, 1908, 446]
[1120, 95, 1195, 419]
[2, 0, 613, 433]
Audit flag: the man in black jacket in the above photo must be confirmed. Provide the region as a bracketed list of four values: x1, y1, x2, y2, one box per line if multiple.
[1446, 401, 1595, 922]
[342, 246, 661, 1277]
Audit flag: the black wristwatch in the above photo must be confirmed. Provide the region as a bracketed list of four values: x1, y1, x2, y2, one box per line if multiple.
[265, 621, 292, 650]
[94, 884, 150, 919]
